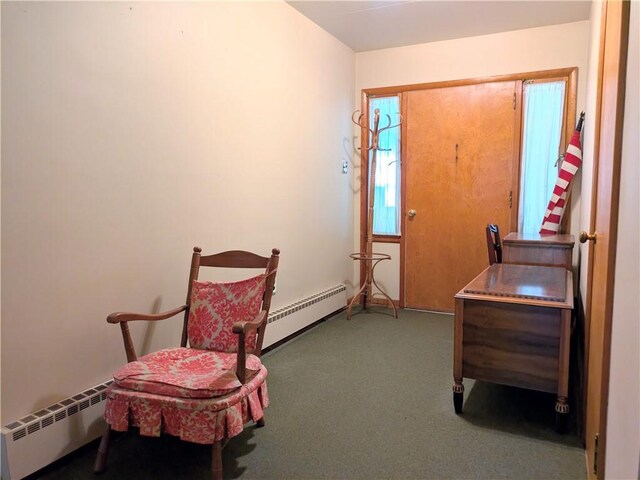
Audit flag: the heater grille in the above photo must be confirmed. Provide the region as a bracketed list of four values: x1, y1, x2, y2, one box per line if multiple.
[2, 381, 113, 441]
[268, 284, 345, 323]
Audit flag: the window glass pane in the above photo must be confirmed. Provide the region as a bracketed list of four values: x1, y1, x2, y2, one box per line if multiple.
[518, 81, 566, 233]
[369, 96, 401, 236]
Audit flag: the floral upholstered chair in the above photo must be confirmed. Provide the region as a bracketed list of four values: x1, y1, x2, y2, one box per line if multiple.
[94, 247, 279, 480]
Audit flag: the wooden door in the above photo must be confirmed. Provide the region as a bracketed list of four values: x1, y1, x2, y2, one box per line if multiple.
[404, 81, 518, 311]
[584, 1, 630, 478]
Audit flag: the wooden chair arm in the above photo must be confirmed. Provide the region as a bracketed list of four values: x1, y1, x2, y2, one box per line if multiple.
[234, 311, 268, 384]
[232, 311, 267, 334]
[107, 305, 188, 324]
[107, 305, 188, 363]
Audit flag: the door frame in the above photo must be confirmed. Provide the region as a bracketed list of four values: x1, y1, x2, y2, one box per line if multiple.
[583, 1, 631, 478]
[358, 67, 577, 307]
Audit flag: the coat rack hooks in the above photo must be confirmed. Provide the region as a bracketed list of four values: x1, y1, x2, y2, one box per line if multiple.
[352, 109, 402, 151]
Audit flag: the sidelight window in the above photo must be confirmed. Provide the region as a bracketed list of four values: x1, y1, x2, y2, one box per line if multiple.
[369, 95, 401, 236]
[518, 80, 567, 233]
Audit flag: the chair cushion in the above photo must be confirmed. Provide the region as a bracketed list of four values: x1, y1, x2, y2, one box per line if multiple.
[187, 274, 266, 352]
[113, 347, 262, 398]
[105, 365, 269, 444]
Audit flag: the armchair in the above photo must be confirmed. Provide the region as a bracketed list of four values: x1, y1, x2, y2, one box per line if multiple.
[94, 247, 279, 480]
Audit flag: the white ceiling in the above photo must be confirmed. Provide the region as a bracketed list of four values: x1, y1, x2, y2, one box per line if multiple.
[286, 1, 591, 52]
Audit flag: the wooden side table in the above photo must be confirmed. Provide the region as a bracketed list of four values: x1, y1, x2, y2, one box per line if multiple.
[452, 263, 573, 432]
[347, 252, 398, 320]
[503, 232, 575, 270]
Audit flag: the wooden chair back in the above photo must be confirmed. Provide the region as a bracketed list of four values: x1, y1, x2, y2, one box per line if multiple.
[485, 224, 503, 265]
[180, 247, 280, 356]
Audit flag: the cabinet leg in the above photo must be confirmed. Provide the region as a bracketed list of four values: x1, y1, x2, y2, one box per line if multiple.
[453, 381, 464, 414]
[555, 396, 569, 434]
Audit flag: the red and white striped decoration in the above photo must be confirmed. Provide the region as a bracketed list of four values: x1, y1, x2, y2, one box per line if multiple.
[540, 118, 584, 235]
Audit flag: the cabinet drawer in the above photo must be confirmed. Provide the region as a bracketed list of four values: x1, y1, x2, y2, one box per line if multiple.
[503, 244, 573, 269]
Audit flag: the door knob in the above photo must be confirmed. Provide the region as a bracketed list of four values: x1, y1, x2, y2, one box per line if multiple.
[408, 209, 417, 218]
[579, 231, 597, 243]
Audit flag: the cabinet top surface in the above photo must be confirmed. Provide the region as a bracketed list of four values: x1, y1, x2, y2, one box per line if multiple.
[457, 264, 572, 306]
[503, 232, 575, 246]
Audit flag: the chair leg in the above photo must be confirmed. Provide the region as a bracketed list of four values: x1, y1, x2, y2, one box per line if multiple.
[94, 425, 112, 473]
[256, 416, 265, 428]
[212, 440, 223, 480]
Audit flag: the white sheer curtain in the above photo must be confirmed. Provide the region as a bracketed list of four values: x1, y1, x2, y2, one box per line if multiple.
[369, 96, 401, 235]
[518, 81, 566, 233]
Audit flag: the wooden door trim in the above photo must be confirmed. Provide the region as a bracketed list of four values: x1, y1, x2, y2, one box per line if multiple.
[560, 68, 579, 232]
[399, 92, 408, 309]
[362, 68, 578, 96]
[585, 1, 630, 478]
[373, 235, 401, 244]
[511, 79, 524, 229]
[583, 0, 608, 449]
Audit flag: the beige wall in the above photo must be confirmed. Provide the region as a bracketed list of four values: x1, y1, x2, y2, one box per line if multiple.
[357, 21, 590, 303]
[1, 2, 355, 422]
[604, 1, 639, 477]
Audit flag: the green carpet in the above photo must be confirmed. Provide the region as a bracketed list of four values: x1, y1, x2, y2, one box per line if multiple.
[36, 308, 586, 479]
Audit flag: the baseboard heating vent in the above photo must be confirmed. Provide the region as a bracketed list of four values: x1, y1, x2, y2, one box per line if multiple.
[263, 284, 346, 348]
[0, 284, 347, 479]
[267, 284, 346, 323]
[1, 381, 112, 479]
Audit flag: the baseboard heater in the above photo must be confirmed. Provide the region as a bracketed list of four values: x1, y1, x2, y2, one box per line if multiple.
[0, 284, 346, 479]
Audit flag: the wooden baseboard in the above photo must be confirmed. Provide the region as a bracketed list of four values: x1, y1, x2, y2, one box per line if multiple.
[369, 297, 399, 307]
[402, 305, 454, 314]
[346, 295, 399, 308]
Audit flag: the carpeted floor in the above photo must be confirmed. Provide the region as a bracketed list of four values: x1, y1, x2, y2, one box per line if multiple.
[35, 308, 586, 479]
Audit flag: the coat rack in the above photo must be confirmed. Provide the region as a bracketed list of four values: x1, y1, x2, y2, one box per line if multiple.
[347, 108, 402, 320]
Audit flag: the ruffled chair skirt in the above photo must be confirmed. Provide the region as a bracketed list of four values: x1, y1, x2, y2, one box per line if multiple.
[104, 365, 268, 444]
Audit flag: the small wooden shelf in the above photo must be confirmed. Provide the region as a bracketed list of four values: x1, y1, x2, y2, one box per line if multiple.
[503, 232, 575, 270]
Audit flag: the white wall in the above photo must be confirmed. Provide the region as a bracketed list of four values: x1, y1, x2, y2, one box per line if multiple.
[355, 21, 590, 302]
[1, 1, 355, 423]
[605, 2, 639, 478]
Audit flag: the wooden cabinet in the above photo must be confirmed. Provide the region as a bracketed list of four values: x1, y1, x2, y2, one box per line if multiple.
[452, 263, 573, 432]
[503, 232, 575, 270]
